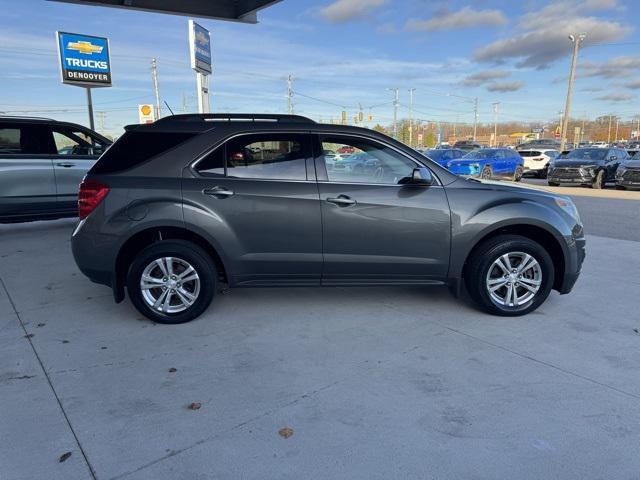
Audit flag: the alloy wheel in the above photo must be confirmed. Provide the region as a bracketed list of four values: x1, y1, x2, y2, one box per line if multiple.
[485, 251, 542, 308]
[140, 256, 200, 313]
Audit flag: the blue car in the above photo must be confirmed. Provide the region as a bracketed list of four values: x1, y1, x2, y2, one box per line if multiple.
[420, 148, 467, 168]
[447, 148, 524, 181]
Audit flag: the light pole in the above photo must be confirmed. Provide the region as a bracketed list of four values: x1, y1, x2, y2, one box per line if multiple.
[408, 88, 416, 146]
[388, 88, 399, 139]
[560, 33, 586, 151]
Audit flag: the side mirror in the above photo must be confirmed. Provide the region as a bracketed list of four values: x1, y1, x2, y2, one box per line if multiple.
[400, 167, 433, 185]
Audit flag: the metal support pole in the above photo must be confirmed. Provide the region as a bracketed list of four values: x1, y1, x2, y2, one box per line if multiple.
[196, 73, 210, 113]
[607, 115, 612, 143]
[560, 33, 585, 151]
[408, 88, 415, 147]
[287, 75, 293, 114]
[151, 58, 161, 119]
[492, 102, 500, 147]
[390, 88, 399, 139]
[86, 88, 95, 131]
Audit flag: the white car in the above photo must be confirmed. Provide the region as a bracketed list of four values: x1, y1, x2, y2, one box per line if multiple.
[592, 141, 609, 148]
[518, 149, 560, 178]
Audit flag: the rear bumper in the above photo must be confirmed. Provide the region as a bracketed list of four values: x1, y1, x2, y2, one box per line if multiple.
[71, 218, 117, 288]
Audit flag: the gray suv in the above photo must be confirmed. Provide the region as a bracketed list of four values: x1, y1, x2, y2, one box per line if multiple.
[0, 116, 111, 222]
[71, 114, 586, 324]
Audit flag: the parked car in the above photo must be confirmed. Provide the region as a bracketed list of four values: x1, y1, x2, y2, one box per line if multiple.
[592, 141, 608, 148]
[446, 148, 524, 181]
[516, 139, 561, 151]
[71, 113, 585, 323]
[0, 116, 112, 222]
[615, 157, 640, 190]
[453, 140, 482, 151]
[420, 148, 466, 168]
[547, 147, 628, 188]
[518, 149, 560, 178]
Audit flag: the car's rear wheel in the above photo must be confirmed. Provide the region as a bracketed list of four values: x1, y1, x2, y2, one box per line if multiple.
[592, 170, 605, 189]
[513, 166, 524, 182]
[465, 235, 554, 316]
[615, 185, 626, 190]
[547, 181, 560, 187]
[480, 166, 492, 180]
[127, 240, 216, 324]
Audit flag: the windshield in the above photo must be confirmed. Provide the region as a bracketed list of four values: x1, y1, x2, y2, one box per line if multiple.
[564, 149, 608, 160]
[462, 150, 496, 159]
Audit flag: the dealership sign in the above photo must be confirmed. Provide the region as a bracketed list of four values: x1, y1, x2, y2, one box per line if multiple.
[189, 20, 212, 75]
[57, 32, 111, 87]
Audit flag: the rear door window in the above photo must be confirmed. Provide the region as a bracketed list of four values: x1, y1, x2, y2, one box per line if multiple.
[196, 133, 311, 181]
[0, 124, 52, 155]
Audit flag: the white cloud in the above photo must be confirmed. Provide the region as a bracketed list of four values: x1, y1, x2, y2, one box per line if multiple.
[594, 92, 635, 101]
[461, 70, 510, 86]
[486, 81, 524, 93]
[474, 0, 630, 69]
[319, 0, 388, 23]
[580, 56, 640, 78]
[406, 7, 507, 32]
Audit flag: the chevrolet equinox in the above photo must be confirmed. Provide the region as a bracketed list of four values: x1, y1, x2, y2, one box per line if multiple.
[71, 114, 586, 324]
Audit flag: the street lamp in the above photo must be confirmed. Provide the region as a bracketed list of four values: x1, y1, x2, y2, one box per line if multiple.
[560, 33, 586, 151]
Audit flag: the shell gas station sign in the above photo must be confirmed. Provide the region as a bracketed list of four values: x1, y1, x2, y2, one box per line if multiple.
[138, 104, 156, 124]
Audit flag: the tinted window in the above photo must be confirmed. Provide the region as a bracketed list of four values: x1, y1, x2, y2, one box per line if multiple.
[224, 133, 309, 180]
[464, 150, 497, 160]
[321, 135, 415, 185]
[90, 131, 196, 174]
[425, 150, 445, 160]
[0, 124, 51, 155]
[52, 126, 108, 156]
[196, 144, 225, 176]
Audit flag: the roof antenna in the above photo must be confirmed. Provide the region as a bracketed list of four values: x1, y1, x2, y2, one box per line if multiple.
[164, 100, 175, 116]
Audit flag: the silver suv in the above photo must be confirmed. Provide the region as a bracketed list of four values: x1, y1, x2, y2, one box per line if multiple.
[71, 114, 586, 324]
[0, 116, 111, 222]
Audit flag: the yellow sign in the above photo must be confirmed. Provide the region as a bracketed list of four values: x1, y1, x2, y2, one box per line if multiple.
[138, 104, 156, 124]
[67, 40, 104, 55]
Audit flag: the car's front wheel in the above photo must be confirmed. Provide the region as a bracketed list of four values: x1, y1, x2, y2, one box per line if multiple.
[127, 240, 216, 324]
[480, 166, 492, 180]
[465, 235, 554, 316]
[592, 170, 605, 189]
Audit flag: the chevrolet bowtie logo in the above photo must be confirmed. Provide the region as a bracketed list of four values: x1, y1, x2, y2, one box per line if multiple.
[67, 40, 103, 55]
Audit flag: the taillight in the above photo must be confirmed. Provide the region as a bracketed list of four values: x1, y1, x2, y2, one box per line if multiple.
[78, 179, 109, 220]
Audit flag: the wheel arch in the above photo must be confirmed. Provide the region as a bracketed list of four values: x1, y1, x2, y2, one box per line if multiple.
[113, 225, 230, 302]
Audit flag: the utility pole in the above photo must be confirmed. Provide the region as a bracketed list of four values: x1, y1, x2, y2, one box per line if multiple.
[388, 88, 399, 139]
[492, 102, 500, 147]
[408, 88, 416, 146]
[607, 114, 613, 143]
[614, 117, 619, 142]
[581, 114, 586, 144]
[287, 75, 293, 114]
[96, 111, 106, 133]
[473, 97, 479, 141]
[560, 33, 586, 151]
[151, 58, 162, 119]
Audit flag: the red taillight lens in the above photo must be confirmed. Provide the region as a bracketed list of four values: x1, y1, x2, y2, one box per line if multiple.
[78, 179, 109, 220]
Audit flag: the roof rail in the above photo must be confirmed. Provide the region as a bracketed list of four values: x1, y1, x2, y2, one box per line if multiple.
[153, 113, 315, 125]
[0, 115, 55, 121]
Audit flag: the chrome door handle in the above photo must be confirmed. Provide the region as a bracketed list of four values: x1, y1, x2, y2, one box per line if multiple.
[326, 195, 356, 206]
[203, 186, 234, 198]
[56, 162, 75, 168]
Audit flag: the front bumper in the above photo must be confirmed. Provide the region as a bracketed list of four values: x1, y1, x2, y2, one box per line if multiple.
[616, 168, 640, 188]
[447, 164, 480, 176]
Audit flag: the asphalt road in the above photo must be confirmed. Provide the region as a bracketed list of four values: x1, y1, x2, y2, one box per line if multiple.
[1, 190, 639, 480]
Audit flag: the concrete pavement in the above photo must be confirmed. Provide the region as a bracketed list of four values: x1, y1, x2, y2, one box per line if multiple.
[1, 216, 639, 480]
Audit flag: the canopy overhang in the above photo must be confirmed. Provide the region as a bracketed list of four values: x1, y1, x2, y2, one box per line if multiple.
[47, 0, 282, 23]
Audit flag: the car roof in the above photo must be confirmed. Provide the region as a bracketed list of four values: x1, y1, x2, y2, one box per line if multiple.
[0, 115, 111, 143]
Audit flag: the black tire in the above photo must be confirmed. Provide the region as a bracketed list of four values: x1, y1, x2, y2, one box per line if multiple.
[538, 169, 548, 179]
[464, 235, 555, 316]
[127, 240, 216, 324]
[480, 166, 492, 180]
[514, 166, 524, 182]
[547, 181, 560, 187]
[615, 185, 626, 190]
[592, 170, 605, 189]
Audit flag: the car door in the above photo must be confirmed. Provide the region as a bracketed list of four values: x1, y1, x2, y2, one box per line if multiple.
[314, 133, 451, 284]
[48, 125, 109, 209]
[0, 122, 57, 219]
[182, 131, 323, 286]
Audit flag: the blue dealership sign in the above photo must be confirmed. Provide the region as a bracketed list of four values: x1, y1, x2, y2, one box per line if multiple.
[189, 20, 212, 75]
[57, 31, 112, 87]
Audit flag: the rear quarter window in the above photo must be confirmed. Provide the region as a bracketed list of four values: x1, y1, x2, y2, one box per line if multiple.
[90, 131, 196, 174]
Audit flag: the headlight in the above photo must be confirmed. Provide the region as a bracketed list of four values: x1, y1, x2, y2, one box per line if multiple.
[555, 197, 580, 222]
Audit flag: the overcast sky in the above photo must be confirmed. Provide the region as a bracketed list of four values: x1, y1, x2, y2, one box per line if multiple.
[1, 0, 639, 134]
